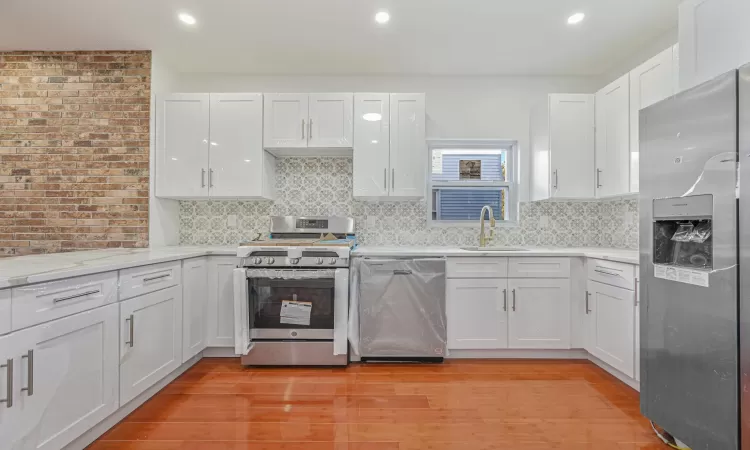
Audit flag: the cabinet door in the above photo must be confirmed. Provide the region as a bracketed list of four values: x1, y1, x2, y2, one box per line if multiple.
[13, 304, 119, 450]
[389, 94, 426, 198]
[182, 257, 208, 363]
[353, 93, 390, 197]
[120, 286, 182, 405]
[263, 93, 309, 148]
[447, 278, 508, 350]
[587, 280, 636, 378]
[507, 278, 571, 349]
[156, 93, 210, 198]
[635, 275, 641, 382]
[629, 48, 675, 193]
[209, 93, 265, 198]
[595, 75, 630, 198]
[549, 94, 595, 199]
[208, 257, 239, 347]
[678, 0, 750, 90]
[308, 93, 353, 148]
[0, 332, 21, 448]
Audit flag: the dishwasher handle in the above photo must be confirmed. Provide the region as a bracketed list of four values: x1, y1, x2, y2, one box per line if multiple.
[393, 269, 413, 275]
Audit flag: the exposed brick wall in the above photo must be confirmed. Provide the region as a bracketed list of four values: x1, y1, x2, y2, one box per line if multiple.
[0, 51, 151, 256]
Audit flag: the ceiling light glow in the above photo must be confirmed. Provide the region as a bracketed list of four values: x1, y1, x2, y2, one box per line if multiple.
[363, 113, 382, 122]
[567, 12, 585, 25]
[179, 13, 197, 25]
[375, 11, 390, 24]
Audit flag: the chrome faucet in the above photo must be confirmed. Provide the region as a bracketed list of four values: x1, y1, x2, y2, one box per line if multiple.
[479, 205, 496, 247]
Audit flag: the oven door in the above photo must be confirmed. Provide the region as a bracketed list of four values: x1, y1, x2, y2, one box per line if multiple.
[233, 268, 349, 355]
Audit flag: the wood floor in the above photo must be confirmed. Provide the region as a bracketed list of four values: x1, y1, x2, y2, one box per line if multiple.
[89, 358, 664, 450]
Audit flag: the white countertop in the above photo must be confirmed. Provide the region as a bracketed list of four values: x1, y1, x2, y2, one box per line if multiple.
[352, 246, 639, 265]
[0, 245, 638, 289]
[0, 246, 236, 289]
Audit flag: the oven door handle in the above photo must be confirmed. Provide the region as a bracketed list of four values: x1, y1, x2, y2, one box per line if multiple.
[245, 269, 339, 280]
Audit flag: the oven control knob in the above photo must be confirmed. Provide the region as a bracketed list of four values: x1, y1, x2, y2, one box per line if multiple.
[266, 257, 275, 264]
[253, 257, 262, 264]
[289, 257, 300, 264]
[316, 257, 324, 265]
[328, 258, 337, 265]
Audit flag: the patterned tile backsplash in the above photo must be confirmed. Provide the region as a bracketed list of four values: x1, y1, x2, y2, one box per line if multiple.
[179, 157, 638, 249]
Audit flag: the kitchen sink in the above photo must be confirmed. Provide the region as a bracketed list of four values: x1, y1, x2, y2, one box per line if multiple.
[460, 247, 530, 252]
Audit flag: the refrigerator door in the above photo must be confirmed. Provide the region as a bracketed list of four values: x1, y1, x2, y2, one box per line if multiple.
[740, 63, 750, 450]
[640, 70, 738, 449]
[358, 258, 446, 359]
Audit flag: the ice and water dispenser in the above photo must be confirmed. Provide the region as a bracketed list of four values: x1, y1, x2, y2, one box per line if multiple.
[653, 194, 713, 270]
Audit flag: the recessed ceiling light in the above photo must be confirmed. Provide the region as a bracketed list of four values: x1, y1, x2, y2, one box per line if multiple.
[567, 12, 585, 25]
[363, 113, 382, 122]
[179, 12, 197, 25]
[375, 11, 390, 24]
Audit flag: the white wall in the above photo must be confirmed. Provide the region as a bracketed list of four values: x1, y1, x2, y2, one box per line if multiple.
[149, 52, 181, 246]
[172, 74, 599, 202]
[598, 27, 678, 88]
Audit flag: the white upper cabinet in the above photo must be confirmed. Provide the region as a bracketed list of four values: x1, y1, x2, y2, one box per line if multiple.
[595, 75, 630, 198]
[264, 93, 353, 151]
[209, 93, 274, 199]
[629, 47, 677, 193]
[263, 93, 309, 149]
[156, 93, 210, 199]
[156, 93, 273, 200]
[353, 93, 390, 197]
[679, 0, 750, 91]
[389, 94, 426, 198]
[308, 93, 353, 148]
[531, 94, 595, 200]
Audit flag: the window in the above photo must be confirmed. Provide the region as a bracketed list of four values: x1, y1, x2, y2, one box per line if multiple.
[428, 140, 517, 225]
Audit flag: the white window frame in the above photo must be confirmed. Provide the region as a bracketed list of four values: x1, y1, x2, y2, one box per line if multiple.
[427, 139, 519, 228]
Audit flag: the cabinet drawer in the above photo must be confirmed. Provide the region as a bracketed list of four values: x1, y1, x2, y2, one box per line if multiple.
[0, 289, 9, 334]
[119, 261, 181, 300]
[447, 257, 508, 278]
[508, 257, 570, 278]
[11, 272, 118, 330]
[588, 259, 635, 290]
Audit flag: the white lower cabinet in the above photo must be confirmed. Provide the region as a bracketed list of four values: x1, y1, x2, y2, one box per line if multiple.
[447, 278, 508, 349]
[208, 257, 239, 347]
[119, 286, 183, 405]
[635, 276, 641, 382]
[585, 280, 636, 377]
[1, 304, 119, 450]
[507, 278, 571, 349]
[182, 257, 208, 362]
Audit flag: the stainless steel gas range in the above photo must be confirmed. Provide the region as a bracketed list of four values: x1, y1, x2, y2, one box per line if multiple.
[232, 216, 354, 366]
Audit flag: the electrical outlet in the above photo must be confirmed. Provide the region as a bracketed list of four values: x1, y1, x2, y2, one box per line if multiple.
[227, 215, 237, 228]
[540, 215, 549, 228]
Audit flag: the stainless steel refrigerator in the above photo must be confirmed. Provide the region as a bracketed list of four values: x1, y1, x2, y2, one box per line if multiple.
[639, 65, 750, 449]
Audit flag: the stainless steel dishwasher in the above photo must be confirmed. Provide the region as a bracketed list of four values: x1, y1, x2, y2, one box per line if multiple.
[356, 257, 446, 362]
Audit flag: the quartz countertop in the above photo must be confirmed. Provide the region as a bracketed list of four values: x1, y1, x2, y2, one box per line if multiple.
[0, 246, 236, 289]
[352, 246, 639, 265]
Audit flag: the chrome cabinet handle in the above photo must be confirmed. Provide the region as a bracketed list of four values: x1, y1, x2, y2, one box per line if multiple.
[635, 277, 639, 306]
[503, 289, 507, 312]
[209, 169, 214, 188]
[553, 170, 558, 189]
[383, 168, 387, 189]
[511, 289, 516, 311]
[301, 119, 306, 139]
[309, 119, 313, 139]
[585, 291, 591, 314]
[0, 359, 12, 408]
[392, 168, 395, 189]
[596, 169, 602, 188]
[595, 265, 622, 272]
[53, 289, 100, 304]
[125, 314, 135, 347]
[201, 169, 206, 188]
[21, 350, 33, 397]
[143, 273, 170, 282]
[594, 269, 620, 277]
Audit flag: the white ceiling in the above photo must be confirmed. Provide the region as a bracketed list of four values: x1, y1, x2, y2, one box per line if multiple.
[0, 0, 680, 76]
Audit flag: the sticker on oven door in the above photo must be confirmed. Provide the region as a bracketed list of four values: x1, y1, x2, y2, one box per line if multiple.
[280, 300, 312, 326]
[654, 264, 709, 287]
